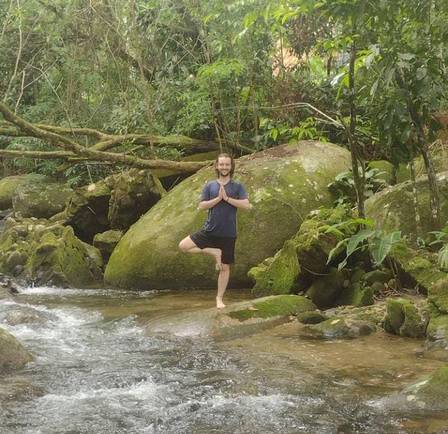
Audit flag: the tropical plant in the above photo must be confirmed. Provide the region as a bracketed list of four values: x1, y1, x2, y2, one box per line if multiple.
[325, 218, 402, 270]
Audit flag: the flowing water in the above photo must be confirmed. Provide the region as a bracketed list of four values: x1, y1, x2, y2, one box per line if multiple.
[0, 287, 447, 434]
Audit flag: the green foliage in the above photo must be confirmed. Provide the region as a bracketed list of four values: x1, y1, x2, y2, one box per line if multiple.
[328, 167, 387, 206]
[257, 116, 327, 148]
[429, 225, 448, 271]
[325, 217, 402, 269]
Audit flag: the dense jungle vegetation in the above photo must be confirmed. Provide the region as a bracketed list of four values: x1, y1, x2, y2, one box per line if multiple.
[1, 0, 448, 223]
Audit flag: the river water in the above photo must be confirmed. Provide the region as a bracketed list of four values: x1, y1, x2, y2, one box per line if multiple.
[0, 287, 447, 433]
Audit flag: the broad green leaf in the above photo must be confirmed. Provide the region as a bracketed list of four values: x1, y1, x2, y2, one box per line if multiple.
[370, 231, 402, 266]
[346, 229, 375, 257]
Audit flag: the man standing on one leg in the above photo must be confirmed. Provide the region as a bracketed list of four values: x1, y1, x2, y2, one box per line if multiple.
[178, 153, 251, 309]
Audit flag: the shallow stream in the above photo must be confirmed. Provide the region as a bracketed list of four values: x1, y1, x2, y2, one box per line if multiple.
[1, 287, 447, 433]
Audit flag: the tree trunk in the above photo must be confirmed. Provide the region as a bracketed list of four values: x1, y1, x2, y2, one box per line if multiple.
[348, 35, 365, 218]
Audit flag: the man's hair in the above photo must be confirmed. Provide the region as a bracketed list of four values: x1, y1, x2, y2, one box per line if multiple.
[214, 153, 235, 177]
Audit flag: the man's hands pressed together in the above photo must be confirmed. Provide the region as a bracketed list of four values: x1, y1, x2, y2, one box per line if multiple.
[219, 183, 229, 202]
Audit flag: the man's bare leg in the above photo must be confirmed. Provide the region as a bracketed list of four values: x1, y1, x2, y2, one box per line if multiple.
[178, 236, 223, 270]
[216, 264, 230, 309]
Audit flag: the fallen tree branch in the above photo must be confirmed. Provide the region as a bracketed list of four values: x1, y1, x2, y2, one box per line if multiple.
[0, 101, 212, 173]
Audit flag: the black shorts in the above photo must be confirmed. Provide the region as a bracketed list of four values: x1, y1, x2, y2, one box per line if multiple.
[190, 230, 236, 264]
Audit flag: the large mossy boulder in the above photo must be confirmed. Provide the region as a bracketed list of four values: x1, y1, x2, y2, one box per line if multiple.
[0, 327, 33, 371]
[365, 171, 448, 237]
[0, 217, 103, 287]
[248, 206, 349, 297]
[105, 141, 351, 289]
[13, 182, 73, 218]
[0, 174, 50, 210]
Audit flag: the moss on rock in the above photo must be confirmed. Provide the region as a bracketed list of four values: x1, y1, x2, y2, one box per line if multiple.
[247, 206, 352, 298]
[0, 218, 103, 287]
[227, 294, 316, 321]
[384, 298, 427, 338]
[248, 239, 300, 296]
[390, 241, 447, 293]
[304, 316, 376, 339]
[105, 141, 351, 289]
[93, 229, 123, 262]
[426, 313, 448, 349]
[306, 268, 345, 309]
[336, 282, 375, 307]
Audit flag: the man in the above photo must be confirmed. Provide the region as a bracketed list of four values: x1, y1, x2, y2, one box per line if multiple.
[178, 153, 251, 309]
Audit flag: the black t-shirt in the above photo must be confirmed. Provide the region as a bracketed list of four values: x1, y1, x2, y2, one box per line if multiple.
[200, 180, 248, 238]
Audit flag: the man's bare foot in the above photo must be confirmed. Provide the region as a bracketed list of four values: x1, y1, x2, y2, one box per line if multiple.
[216, 297, 226, 309]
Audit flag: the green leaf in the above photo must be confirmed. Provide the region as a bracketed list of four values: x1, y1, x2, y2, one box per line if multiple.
[346, 229, 376, 257]
[370, 231, 402, 266]
[438, 244, 448, 270]
[327, 239, 348, 264]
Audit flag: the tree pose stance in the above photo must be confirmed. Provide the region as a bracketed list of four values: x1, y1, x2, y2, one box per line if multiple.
[178, 153, 251, 308]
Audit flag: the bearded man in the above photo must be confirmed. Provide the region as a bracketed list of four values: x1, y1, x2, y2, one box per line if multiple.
[178, 153, 252, 308]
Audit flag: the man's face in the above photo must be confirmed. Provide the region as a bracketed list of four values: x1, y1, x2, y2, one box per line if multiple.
[216, 157, 232, 177]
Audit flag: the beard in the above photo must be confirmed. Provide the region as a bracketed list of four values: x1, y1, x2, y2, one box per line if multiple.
[218, 169, 230, 176]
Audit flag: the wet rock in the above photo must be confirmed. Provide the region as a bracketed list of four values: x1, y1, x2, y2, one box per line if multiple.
[93, 229, 123, 262]
[296, 310, 327, 324]
[145, 295, 317, 339]
[0, 327, 33, 371]
[325, 302, 386, 327]
[0, 173, 49, 210]
[383, 365, 448, 412]
[105, 141, 352, 289]
[0, 306, 56, 326]
[384, 298, 428, 338]
[0, 376, 45, 400]
[303, 316, 376, 339]
[226, 294, 316, 322]
[0, 274, 19, 299]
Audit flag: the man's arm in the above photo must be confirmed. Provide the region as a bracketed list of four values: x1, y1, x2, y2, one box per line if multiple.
[198, 196, 222, 210]
[225, 197, 252, 210]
